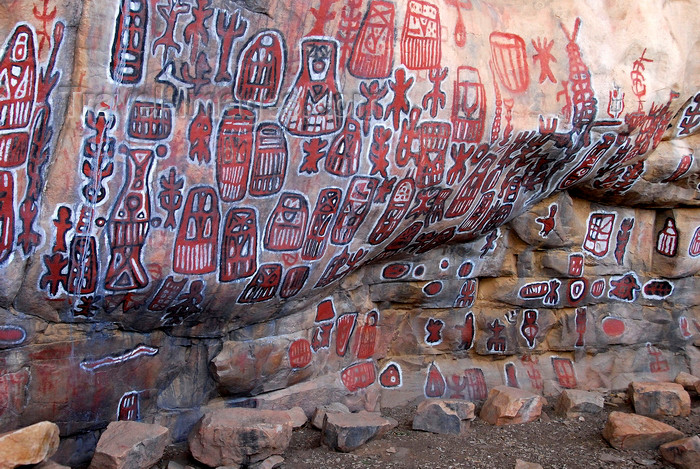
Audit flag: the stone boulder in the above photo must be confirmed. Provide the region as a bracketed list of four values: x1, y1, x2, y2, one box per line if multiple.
[555, 389, 604, 418]
[412, 399, 475, 435]
[322, 411, 397, 452]
[660, 435, 700, 469]
[312, 402, 351, 430]
[514, 460, 544, 469]
[250, 455, 286, 469]
[674, 372, 700, 393]
[479, 386, 544, 426]
[0, 422, 59, 469]
[284, 406, 308, 429]
[628, 381, 691, 417]
[188, 408, 293, 467]
[602, 411, 684, 450]
[89, 421, 170, 469]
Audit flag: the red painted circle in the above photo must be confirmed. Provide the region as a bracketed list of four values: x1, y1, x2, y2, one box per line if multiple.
[602, 317, 625, 337]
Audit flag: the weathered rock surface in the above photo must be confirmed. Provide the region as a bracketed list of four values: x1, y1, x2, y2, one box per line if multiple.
[0, 422, 59, 469]
[674, 372, 700, 393]
[602, 411, 684, 450]
[322, 411, 397, 452]
[628, 382, 691, 417]
[284, 407, 308, 429]
[0, 0, 697, 463]
[89, 421, 170, 469]
[312, 403, 351, 430]
[480, 386, 544, 426]
[555, 389, 604, 418]
[412, 399, 475, 434]
[659, 435, 700, 469]
[188, 408, 292, 467]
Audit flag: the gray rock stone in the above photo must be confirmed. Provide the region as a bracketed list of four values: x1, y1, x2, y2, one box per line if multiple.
[89, 421, 170, 469]
[322, 411, 397, 452]
[412, 399, 475, 435]
[312, 402, 351, 430]
[555, 389, 604, 417]
[249, 455, 285, 469]
[188, 408, 292, 467]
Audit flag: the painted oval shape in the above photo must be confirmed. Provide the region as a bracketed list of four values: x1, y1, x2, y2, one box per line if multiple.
[458, 261, 474, 278]
[413, 265, 425, 277]
[440, 259, 449, 270]
[0, 325, 26, 345]
[288, 339, 312, 369]
[602, 317, 625, 337]
[568, 279, 587, 305]
[591, 279, 605, 297]
[382, 263, 410, 279]
[423, 281, 443, 296]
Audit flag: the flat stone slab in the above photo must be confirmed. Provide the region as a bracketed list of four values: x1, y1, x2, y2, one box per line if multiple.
[628, 381, 690, 417]
[602, 411, 684, 450]
[189, 408, 293, 467]
[322, 411, 397, 452]
[479, 386, 543, 426]
[89, 421, 170, 469]
[660, 435, 700, 469]
[412, 399, 475, 435]
[312, 402, 350, 429]
[555, 389, 604, 418]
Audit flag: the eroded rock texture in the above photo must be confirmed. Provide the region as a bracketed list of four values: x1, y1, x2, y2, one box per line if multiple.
[0, 0, 697, 463]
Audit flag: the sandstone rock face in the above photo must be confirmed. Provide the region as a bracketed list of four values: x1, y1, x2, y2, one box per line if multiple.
[602, 411, 684, 450]
[188, 408, 292, 467]
[412, 399, 475, 434]
[628, 381, 691, 417]
[88, 421, 170, 469]
[660, 436, 700, 469]
[555, 389, 604, 418]
[479, 386, 543, 425]
[0, 0, 697, 463]
[322, 411, 397, 452]
[0, 421, 59, 468]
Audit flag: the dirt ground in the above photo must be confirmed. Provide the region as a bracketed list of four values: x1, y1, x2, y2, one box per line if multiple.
[161, 392, 700, 469]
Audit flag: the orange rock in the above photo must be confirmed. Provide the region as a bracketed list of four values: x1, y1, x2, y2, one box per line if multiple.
[479, 386, 543, 425]
[602, 411, 684, 450]
[628, 381, 691, 417]
[0, 421, 59, 469]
